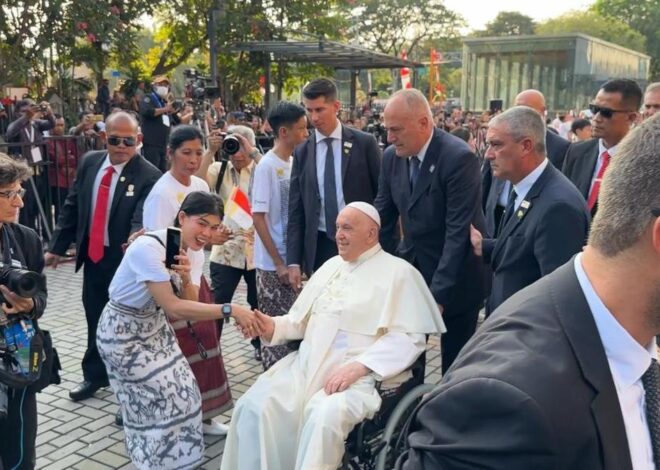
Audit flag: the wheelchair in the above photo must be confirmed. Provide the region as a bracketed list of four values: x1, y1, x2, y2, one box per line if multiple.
[340, 353, 435, 470]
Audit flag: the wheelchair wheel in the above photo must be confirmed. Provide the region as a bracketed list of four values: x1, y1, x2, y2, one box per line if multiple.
[374, 383, 435, 470]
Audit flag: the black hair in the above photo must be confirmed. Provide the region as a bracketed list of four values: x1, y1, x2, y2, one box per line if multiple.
[54, 113, 63, 120]
[15, 99, 33, 111]
[600, 79, 643, 110]
[302, 78, 337, 102]
[267, 101, 306, 138]
[450, 127, 471, 143]
[168, 125, 204, 152]
[79, 111, 93, 120]
[173, 191, 223, 227]
[571, 118, 591, 133]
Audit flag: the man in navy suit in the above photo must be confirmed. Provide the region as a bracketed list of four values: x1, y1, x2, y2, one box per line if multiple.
[483, 89, 570, 237]
[287, 78, 381, 290]
[45, 112, 161, 401]
[375, 89, 485, 373]
[562, 79, 642, 216]
[470, 106, 589, 313]
[397, 113, 660, 470]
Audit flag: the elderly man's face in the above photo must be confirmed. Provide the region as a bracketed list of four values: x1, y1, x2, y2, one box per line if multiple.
[643, 89, 660, 120]
[335, 208, 378, 262]
[383, 98, 431, 157]
[485, 122, 528, 184]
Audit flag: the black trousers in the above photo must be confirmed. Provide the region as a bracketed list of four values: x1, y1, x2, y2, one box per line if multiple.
[440, 304, 480, 374]
[209, 262, 259, 349]
[81, 248, 122, 384]
[313, 231, 338, 271]
[142, 144, 167, 173]
[0, 388, 37, 470]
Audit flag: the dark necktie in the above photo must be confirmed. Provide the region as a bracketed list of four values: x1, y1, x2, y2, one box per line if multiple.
[642, 359, 660, 467]
[409, 156, 420, 190]
[497, 188, 517, 236]
[324, 138, 339, 241]
[88, 166, 115, 263]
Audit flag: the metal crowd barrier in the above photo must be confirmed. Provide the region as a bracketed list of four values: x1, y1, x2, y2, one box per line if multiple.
[0, 135, 103, 242]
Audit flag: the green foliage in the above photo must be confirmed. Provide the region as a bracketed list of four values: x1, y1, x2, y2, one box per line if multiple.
[592, 0, 660, 79]
[345, 0, 464, 58]
[476, 11, 536, 37]
[535, 10, 647, 53]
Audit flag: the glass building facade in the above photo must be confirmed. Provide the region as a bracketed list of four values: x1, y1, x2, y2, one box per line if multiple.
[461, 34, 650, 112]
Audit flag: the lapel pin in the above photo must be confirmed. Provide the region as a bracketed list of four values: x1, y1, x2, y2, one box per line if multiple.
[429, 164, 436, 173]
[126, 184, 135, 197]
[344, 141, 353, 148]
[521, 200, 530, 209]
[120, 176, 126, 182]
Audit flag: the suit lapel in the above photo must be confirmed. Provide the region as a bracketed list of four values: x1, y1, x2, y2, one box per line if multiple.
[307, 134, 319, 198]
[408, 131, 440, 209]
[109, 154, 137, 220]
[577, 140, 600, 198]
[340, 124, 353, 183]
[82, 153, 106, 221]
[553, 262, 633, 470]
[491, 164, 554, 262]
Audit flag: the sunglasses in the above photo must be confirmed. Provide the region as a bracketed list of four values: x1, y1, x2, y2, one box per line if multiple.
[0, 188, 26, 200]
[588, 104, 633, 119]
[653, 208, 660, 217]
[107, 135, 137, 147]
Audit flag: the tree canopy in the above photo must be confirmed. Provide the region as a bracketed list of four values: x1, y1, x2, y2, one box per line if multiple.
[477, 11, 536, 37]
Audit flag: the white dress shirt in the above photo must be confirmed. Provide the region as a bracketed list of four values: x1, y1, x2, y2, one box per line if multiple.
[89, 154, 129, 246]
[574, 254, 656, 470]
[511, 158, 548, 211]
[589, 139, 618, 194]
[315, 122, 344, 233]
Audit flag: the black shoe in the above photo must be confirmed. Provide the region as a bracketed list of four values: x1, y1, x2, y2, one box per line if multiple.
[69, 380, 108, 402]
[115, 410, 123, 426]
[254, 347, 262, 362]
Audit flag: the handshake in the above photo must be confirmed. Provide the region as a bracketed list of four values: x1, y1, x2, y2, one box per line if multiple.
[232, 307, 275, 342]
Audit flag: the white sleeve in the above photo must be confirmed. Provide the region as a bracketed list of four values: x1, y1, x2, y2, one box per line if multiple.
[355, 333, 426, 380]
[262, 314, 307, 346]
[126, 239, 171, 284]
[142, 191, 174, 231]
[251, 162, 271, 214]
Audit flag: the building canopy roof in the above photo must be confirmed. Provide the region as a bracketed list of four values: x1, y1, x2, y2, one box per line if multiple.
[229, 40, 422, 70]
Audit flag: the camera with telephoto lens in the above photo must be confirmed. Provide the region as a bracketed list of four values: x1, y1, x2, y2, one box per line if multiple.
[222, 134, 241, 156]
[0, 266, 45, 418]
[183, 69, 220, 123]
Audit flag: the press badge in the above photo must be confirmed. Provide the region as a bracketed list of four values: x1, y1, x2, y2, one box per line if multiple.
[30, 146, 42, 163]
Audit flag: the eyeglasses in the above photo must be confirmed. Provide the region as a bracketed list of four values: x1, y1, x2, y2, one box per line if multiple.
[653, 208, 660, 217]
[107, 136, 137, 147]
[588, 104, 633, 119]
[0, 188, 26, 200]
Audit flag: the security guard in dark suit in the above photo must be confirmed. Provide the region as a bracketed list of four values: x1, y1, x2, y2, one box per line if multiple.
[139, 76, 178, 172]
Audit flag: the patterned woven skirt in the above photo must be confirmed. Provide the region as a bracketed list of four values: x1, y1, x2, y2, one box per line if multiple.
[97, 299, 204, 470]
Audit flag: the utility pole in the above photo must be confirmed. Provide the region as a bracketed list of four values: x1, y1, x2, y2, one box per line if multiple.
[208, 0, 224, 89]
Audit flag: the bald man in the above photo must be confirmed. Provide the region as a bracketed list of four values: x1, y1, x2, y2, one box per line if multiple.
[514, 90, 571, 169]
[375, 88, 486, 373]
[643, 82, 660, 120]
[47, 111, 161, 401]
[222, 203, 445, 470]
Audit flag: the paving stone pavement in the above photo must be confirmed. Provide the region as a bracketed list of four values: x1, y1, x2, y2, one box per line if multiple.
[35, 256, 444, 469]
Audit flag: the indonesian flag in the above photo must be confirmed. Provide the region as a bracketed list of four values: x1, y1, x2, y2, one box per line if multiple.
[224, 187, 253, 229]
[401, 50, 411, 89]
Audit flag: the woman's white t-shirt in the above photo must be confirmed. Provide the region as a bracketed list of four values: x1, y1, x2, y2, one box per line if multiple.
[142, 172, 210, 231]
[108, 229, 204, 309]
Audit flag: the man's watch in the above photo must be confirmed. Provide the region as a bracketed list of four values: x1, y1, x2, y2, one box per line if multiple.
[221, 303, 232, 318]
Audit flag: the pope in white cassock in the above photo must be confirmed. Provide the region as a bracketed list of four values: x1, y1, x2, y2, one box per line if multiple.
[220, 202, 446, 470]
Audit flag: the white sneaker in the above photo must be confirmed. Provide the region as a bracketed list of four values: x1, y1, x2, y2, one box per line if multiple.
[202, 419, 229, 436]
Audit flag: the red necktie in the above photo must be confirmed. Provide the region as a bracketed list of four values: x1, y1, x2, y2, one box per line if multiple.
[587, 151, 611, 211]
[88, 166, 115, 263]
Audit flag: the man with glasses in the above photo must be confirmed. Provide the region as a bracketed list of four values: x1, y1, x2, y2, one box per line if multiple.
[45, 112, 161, 402]
[562, 79, 642, 216]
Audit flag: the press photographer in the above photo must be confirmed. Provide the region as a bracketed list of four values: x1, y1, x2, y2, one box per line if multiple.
[0, 152, 49, 470]
[139, 75, 180, 172]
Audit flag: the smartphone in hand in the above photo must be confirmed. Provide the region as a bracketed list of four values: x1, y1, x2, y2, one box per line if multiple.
[165, 227, 181, 269]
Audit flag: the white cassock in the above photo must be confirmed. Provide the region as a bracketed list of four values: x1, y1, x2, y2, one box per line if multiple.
[221, 244, 446, 470]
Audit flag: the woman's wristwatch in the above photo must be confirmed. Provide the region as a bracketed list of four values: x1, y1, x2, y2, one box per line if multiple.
[221, 303, 232, 319]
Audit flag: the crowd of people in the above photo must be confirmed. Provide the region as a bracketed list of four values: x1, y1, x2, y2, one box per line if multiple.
[0, 73, 658, 470]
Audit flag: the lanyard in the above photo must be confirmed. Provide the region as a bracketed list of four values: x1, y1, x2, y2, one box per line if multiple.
[150, 92, 164, 108]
